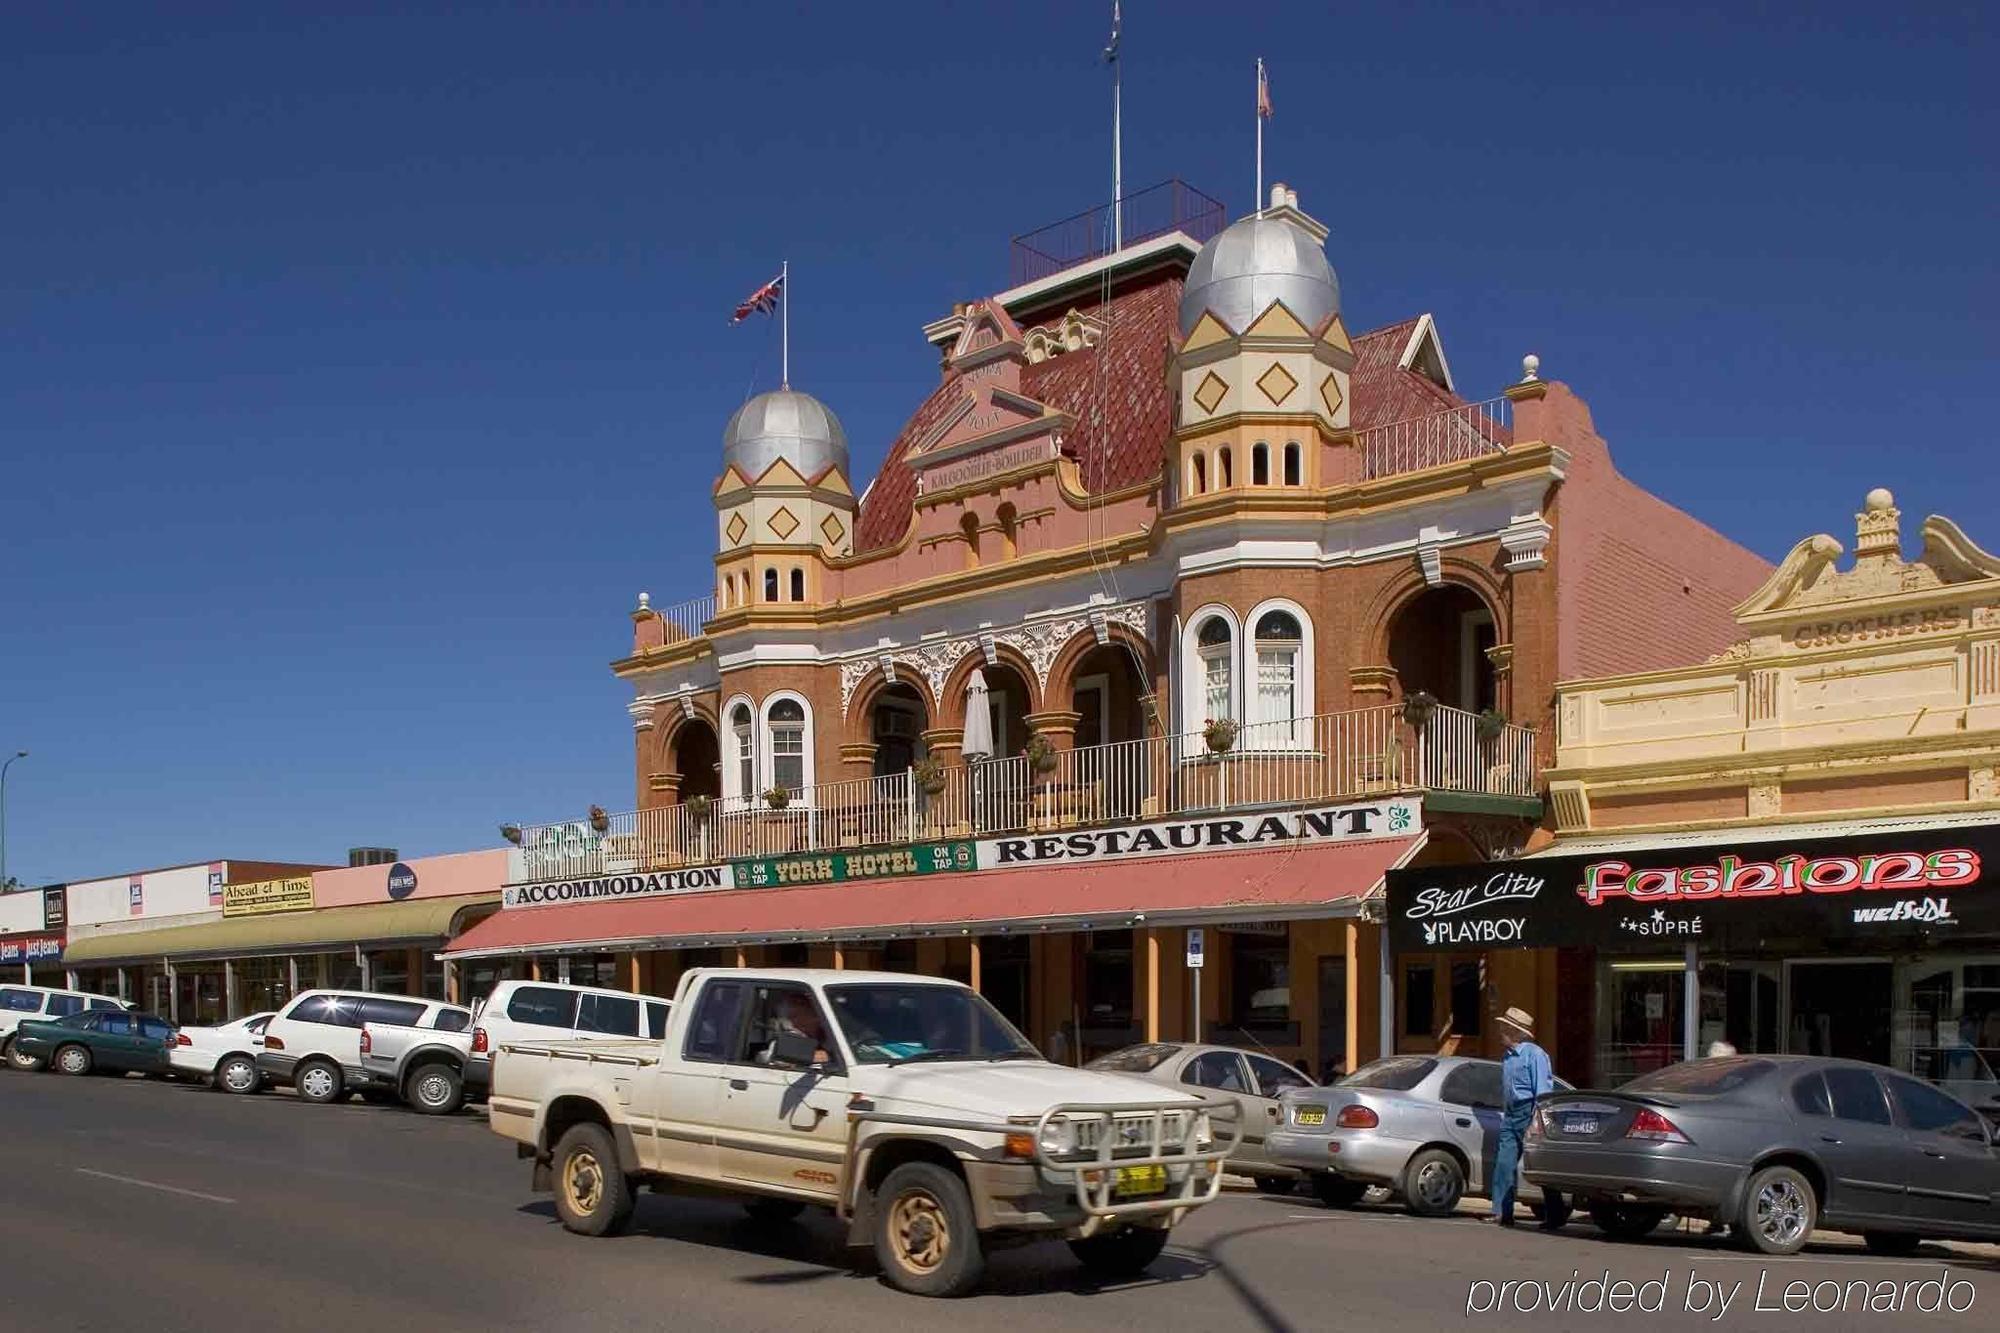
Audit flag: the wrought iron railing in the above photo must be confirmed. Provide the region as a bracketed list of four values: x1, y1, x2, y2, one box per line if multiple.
[652, 593, 715, 642]
[508, 704, 1538, 881]
[1009, 179, 1228, 288]
[1360, 397, 1512, 480]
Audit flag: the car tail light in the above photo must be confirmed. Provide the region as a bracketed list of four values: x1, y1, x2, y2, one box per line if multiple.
[1335, 1105, 1380, 1129]
[471, 1027, 489, 1055]
[1625, 1108, 1690, 1144]
[174, 1033, 192, 1046]
[263, 1034, 285, 1051]
[359, 1027, 372, 1054]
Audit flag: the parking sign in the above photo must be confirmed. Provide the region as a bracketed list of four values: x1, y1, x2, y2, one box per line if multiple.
[1185, 927, 1204, 968]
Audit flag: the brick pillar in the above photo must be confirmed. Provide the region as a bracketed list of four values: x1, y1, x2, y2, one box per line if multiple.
[920, 727, 964, 766]
[838, 742, 878, 779]
[1023, 709, 1083, 749]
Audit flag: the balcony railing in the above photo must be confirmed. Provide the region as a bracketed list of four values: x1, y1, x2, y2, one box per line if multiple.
[509, 704, 1539, 882]
[1360, 397, 1512, 480]
[652, 593, 715, 643]
[1009, 179, 1229, 288]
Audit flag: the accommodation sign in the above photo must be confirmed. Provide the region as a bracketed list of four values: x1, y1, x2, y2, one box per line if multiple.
[1386, 823, 2000, 951]
[977, 798, 1421, 868]
[503, 864, 735, 909]
[733, 841, 976, 890]
[222, 876, 316, 918]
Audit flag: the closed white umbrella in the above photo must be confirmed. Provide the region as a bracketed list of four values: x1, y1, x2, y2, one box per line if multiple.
[962, 668, 995, 761]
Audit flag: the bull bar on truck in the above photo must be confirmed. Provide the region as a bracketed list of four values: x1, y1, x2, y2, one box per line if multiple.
[837, 1096, 1243, 1233]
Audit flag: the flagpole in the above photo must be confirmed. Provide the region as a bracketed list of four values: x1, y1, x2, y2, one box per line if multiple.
[781, 258, 789, 389]
[1255, 58, 1264, 217]
[1110, 3, 1123, 251]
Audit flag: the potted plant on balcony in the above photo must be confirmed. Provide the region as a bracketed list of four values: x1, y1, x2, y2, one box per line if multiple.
[763, 784, 792, 811]
[913, 757, 948, 797]
[1476, 707, 1508, 742]
[1401, 690, 1439, 730]
[1202, 717, 1239, 755]
[685, 794, 712, 824]
[498, 823, 523, 846]
[587, 804, 611, 835]
[1024, 732, 1060, 775]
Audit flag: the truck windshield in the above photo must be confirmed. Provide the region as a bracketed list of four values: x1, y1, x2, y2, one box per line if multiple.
[825, 983, 1039, 1066]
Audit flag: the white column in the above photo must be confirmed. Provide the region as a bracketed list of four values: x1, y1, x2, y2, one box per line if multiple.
[1378, 923, 1394, 1061]
[1682, 942, 1699, 1063]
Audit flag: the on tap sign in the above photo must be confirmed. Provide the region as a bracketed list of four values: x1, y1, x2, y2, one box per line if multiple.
[1387, 824, 1999, 951]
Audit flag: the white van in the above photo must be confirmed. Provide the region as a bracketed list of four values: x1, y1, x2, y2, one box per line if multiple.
[256, 990, 470, 1104]
[466, 980, 669, 1091]
[1, 984, 129, 1070]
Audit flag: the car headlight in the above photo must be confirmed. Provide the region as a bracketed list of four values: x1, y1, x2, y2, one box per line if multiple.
[1039, 1118, 1078, 1158]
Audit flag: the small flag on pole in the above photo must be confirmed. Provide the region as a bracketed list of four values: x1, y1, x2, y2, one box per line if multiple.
[1104, 0, 1121, 63]
[1257, 58, 1272, 119]
[730, 272, 784, 324]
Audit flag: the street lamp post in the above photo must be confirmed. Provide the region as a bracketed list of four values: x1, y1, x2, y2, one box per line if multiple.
[1, 750, 27, 895]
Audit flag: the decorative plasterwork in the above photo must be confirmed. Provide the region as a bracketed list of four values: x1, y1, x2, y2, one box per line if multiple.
[1500, 514, 1553, 572]
[820, 513, 845, 545]
[1192, 371, 1229, 415]
[1255, 362, 1299, 407]
[1417, 543, 1443, 587]
[1089, 609, 1110, 645]
[877, 654, 898, 686]
[1748, 783, 1781, 818]
[724, 513, 748, 545]
[1484, 643, 1515, 678]
[679, 694, 698, 720]
[1318, 373, 1344, 417]
[766, 505, 799, 540]
[838, 604, 1148, 714]
[1022, 308, 1105, 363]
[629, 698, 656, 731]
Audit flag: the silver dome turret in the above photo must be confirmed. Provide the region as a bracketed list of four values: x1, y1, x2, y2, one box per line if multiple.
[721, 389, 850, 481]
[1177, 210, 1340, 339]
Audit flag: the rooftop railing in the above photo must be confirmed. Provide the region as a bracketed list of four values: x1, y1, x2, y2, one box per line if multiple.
[508, 703, 1538, 882]
[1360, 397, 1512, 480]
[1009, 179, 1228, 288]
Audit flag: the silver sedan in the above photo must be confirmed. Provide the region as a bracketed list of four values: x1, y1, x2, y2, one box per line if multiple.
[1267, 1054, 1570, 1215]
[1087, 1042, 1319, 1190]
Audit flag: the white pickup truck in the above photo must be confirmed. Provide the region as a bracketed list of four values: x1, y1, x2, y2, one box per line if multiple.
[488, 968, 1240, 1296]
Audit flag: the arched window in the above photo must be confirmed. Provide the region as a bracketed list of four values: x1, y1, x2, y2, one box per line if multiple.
[1252, 610, 1303, 731]
[768, 698, 806, 793]
[1218, 446, 1233, 488]
[729, 702, 755, 801]
[1252, 442, 1270, 486]
[1283, 442, 1302, 486]
[1197, 616, 1234, 723]
[789, 568, 805, 602]
[1190, 453, 1207, 495]
[763, 568, 778, 603]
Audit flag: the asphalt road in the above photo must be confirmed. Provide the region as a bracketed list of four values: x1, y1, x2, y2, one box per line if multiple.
[5, 1070, 1997, 1332]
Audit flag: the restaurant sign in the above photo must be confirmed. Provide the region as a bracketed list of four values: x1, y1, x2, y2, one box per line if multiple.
[222, 876, 316, 918]
[0, 934, 64, 965]
[1387, 823, 2000, 952]
[503, 864, 735, 910]
[733, 841, 977, 890]
[978, 798, 1421, 868]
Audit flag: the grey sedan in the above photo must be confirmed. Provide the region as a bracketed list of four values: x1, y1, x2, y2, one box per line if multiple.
[1087, 1042, 1318, 1189]
[1268, 1054, 1570, 1215]
[1524, 1055, 2000, 1255]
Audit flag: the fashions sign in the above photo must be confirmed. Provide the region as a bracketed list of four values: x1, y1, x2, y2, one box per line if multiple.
[1387, 823, 1999, 951]
[978, 798, 1420, 868]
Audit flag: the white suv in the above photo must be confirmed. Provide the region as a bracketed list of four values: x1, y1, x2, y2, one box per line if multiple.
[257, 990, 471, 1104]
[466, 980, 668, 1091]
[1, 984, 129, 1070]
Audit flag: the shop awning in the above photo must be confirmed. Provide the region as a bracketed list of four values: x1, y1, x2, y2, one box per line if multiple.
[62, 895, 500, 966]
[1523, 810, 2000, 859]
[443, 836, 1425, 959]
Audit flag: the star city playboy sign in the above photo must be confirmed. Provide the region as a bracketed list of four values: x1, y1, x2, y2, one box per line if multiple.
[1386, 824, 1997, 951]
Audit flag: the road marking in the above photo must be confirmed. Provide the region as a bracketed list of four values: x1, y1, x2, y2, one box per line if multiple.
[74, 1168, 235, 1204]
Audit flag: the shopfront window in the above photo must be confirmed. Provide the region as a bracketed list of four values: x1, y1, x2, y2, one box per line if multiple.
[1598, 959, 1684, 1085]
[1402, 962, 1435, 1039]
[1898, 957, 2000, 1108]
[1448, 960, 1482, 1038]
[1226, 926, 1292, 1041]
[1082, 930, 1134, 1056]
[236, 956, 294, 1015]
[367, 950, 411, 995]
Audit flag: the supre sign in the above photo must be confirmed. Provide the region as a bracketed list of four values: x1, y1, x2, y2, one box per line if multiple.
[1387, 824, 1998, 951]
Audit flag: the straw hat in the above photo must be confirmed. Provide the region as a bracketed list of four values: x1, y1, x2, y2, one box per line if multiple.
[1497, 1006, 1536, 1038]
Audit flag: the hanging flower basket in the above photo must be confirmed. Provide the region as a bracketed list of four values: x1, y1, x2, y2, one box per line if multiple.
[913, 758, 948, 796]
[1401, 691, 1439, 729]
[1024, 733, 1060, 775]
[1475, 707, 1508, 742]
[685, 794, 713, 823]
[763, 785, 792, 811]
[498, 823, 523, 846]
[588, 805, 611, 835]
[1202, 717, 1239, 754]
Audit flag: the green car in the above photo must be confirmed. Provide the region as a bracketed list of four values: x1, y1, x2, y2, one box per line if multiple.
[12, 1009, 176, 1076]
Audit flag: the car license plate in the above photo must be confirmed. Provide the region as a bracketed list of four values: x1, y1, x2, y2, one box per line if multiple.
[1563, 1117, 1600, 1136]
[1295, 1107, 1326, 1127]
[1113, 1165, 1167, 1198]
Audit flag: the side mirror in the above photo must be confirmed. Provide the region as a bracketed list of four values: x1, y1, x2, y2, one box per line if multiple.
[770, 1028, 821, 1069]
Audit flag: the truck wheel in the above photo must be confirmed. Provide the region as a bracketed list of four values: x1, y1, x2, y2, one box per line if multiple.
[55, 1044, 93, 1076]
[1068, 1226, 1170, 1280]
[1737, 1165, 1815, 1255]
[407, 1063, 464, 1115]
[295, 1059, 344, 1104]
[1312, 1173, 1368, 1208]
[1400, 1148, 1464, 1217]
[872, 1162, 984, 1298]
[552, 1123, 636, 1237]
[215, 1055, 260, 1094]
[744, 1197, 807, 1223]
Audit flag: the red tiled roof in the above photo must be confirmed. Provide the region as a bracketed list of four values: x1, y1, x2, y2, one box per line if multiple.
[850, 277, 1469, 553]
[444, 838, 1420, 957]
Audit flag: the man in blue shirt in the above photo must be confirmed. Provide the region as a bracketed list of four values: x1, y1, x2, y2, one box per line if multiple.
[1486, 1006, 1566, 1228]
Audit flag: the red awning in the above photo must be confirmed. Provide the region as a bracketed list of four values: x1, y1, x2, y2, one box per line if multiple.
[442, 836, 1423, 958]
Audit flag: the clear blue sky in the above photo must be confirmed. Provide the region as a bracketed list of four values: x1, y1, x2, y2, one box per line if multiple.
[3, 2, 1993, 886]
